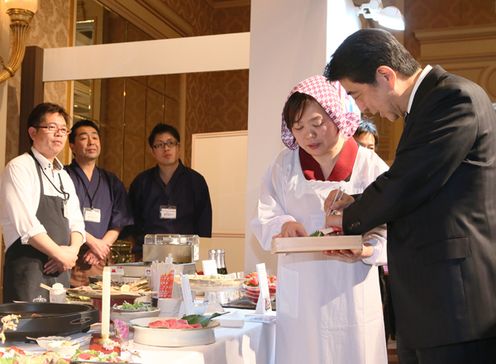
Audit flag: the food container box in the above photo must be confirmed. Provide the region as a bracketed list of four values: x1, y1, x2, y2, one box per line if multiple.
[271, 235, 362, 254]
[143, 234, 200, 263]
[130, 316, 219, 347]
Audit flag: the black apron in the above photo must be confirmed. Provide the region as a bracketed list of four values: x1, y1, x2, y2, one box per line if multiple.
[3, 153, 71, 302]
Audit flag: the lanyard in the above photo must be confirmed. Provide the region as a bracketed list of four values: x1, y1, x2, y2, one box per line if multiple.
[30, 152, 69, 202]
[74, 167, 101, 209]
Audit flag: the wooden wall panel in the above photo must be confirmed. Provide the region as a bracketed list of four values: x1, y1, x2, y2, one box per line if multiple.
[145, 87, 166, 169]
[122, 78, 147, 187]
[101, 78, 125, 178]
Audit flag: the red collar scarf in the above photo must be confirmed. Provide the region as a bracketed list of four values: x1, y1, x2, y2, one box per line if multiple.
[300, 138, 358, 182]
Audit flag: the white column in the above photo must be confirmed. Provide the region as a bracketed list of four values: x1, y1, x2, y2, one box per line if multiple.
[245, 0, 360, 274]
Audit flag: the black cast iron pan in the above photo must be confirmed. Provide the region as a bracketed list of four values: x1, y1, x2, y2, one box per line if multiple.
[0, 303, 98, 340]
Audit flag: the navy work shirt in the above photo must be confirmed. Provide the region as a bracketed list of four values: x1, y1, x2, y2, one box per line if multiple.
[128, 160, 212, 249]
[66, 161, 134, 239]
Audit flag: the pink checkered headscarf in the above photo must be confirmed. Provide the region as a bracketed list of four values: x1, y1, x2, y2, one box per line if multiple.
[281, 75, 360, 150]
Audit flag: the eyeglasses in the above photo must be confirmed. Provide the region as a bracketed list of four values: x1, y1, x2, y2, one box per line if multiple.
[36, 123, 71, 136]
[152, 140, 179, 149]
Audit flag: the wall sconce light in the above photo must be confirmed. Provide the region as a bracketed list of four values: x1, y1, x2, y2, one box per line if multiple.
[357, 0, 405, 31]
[0, 0, 38, 84]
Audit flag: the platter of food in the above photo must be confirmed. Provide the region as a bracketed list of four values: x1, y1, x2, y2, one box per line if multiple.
[241, 272, 277, 303]
[67, 278, 151, 299]
[130, 314, 221, 347]
[271, 235, 362, 254]
[110, 301, 160, 323]
[174, 274, 245, 292]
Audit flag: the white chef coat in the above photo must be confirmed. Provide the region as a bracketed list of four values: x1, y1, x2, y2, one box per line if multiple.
[0, 147, 85, 249]
[251, 146, 389, 364]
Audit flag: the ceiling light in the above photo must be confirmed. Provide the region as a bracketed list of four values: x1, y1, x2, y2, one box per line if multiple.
[357, 0, 405, 31]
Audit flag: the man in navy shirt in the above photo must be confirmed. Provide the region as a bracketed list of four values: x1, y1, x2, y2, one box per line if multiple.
[66, 120, 133, 286]
[128, 123, 212, 254]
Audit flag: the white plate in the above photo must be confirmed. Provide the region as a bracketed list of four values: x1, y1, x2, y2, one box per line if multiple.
[130, 316, 218, 347]
[110, 307, 160, 323]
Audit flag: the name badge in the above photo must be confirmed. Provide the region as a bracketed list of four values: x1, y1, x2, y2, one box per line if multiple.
[160, 205, 177, 220]
[83, 207, 101, 223]
[63, 202, 69, 219]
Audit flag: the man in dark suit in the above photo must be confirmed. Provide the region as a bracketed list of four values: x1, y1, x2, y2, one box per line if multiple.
[323, 29, 496, 364]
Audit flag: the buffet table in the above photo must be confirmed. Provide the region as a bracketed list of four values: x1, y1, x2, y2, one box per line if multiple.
[5, 309, 276, 364]
[133, 315, 276, 364]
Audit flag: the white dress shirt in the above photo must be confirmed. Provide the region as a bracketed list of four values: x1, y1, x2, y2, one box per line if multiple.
[0, 147, 85, 250]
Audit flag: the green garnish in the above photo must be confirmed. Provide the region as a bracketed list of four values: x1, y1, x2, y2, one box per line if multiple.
[181, 313, 224, 327]
[310, 230, 324, 237]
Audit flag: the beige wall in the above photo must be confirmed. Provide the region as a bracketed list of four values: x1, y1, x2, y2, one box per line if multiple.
[5, 0, 75, 165]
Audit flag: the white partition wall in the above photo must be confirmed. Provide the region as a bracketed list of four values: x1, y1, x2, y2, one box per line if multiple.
[245, 0, 360, 274]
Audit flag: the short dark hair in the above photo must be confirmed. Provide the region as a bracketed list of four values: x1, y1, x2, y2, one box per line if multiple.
[354, 119, 379, 146]
[282, 92, 317, 130]
[324, 29, 420, 84]
[27, 103, 70, 145]
[148, 123, 180, 147]
[69, 119, 100, 144]
[27, 102, 70, 128]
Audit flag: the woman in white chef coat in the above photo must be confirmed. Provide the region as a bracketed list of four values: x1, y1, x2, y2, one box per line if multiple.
[251, 75, 389, 364]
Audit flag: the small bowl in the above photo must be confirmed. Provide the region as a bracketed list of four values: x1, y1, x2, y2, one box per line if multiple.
[34, 336, 80, 358]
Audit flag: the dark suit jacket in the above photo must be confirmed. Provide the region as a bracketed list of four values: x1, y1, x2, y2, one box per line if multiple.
[343, 66, 496, 348]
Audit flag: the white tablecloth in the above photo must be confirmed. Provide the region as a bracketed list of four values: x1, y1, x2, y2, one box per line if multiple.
[133, 318, 275, 364]
[6, 309, 276, 364]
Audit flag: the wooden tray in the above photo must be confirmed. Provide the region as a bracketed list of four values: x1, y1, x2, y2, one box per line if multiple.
[271, 235, 362, 254]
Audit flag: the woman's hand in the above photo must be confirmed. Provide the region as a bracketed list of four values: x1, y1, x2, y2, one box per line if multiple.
[273, 221, 308, 238]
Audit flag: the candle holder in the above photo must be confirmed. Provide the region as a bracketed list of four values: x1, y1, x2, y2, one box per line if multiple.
[0, 1, 38, 84]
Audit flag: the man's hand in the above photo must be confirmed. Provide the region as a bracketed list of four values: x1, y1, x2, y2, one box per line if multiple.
[43, 245, 78, 274]
[273, 221, 308, 238]
[324, 189, 354, 215]
[86, 236, 111, 260]
[83, 250, 102, 265]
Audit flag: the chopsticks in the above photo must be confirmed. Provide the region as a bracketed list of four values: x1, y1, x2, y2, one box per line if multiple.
[326, 187, 344, 216]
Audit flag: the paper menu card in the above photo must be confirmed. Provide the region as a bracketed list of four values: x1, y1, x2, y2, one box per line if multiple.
[271, 235, 362, 254]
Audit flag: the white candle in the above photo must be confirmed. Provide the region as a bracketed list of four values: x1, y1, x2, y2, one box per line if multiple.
[101, 266, 111, 340]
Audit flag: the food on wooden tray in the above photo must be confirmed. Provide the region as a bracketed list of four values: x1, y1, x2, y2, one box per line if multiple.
[310, 226, 342, 236]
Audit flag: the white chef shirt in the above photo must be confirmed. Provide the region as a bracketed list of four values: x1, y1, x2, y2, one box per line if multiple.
[0, 147, 85, 250]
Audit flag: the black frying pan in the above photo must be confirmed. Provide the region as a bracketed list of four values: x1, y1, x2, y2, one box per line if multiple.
[0, 303, 98, 340]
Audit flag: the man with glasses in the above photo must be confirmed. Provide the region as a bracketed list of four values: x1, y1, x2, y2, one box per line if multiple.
[0, 102, 85, 302]
[127, 123, 212, 255]
[66, 120, 133, 287]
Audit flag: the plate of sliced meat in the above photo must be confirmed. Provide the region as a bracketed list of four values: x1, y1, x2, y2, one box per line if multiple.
[130, 316, 219, 347]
